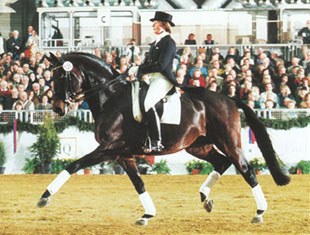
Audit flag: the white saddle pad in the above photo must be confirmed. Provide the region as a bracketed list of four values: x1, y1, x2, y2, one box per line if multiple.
[131, 81, 181, 125]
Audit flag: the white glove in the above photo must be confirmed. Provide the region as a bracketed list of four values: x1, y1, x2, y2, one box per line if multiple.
[128, 65, 139, 76]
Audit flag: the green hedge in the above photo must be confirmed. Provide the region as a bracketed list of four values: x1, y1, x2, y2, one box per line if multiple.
[0, 115, 309, 134]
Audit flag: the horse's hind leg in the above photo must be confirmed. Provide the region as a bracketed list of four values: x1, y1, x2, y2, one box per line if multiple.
[118, 157, 156, 226]
[186, 143, 232, 213]
[229, 148, 267, 224]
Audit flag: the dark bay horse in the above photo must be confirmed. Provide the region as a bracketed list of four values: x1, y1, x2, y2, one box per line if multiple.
[37, 52, 290, 225]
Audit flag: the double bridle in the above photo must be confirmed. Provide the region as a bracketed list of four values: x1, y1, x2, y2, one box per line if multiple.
[53, 61, 125, 104]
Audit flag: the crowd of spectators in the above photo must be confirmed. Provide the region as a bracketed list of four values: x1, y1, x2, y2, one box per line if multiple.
[0, 27, 310, 115]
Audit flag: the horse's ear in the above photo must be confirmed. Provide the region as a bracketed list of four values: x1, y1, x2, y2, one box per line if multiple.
[45, 52, 61, 66]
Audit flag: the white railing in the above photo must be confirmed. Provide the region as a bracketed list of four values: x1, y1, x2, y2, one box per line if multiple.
[0, 109, 309, 125]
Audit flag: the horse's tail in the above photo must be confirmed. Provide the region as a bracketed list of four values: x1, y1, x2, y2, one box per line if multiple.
[232, 98, 290, 186]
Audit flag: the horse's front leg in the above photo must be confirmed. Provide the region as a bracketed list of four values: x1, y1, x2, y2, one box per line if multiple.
[118, 157, 156, 226]
[37, 145, 113, 208]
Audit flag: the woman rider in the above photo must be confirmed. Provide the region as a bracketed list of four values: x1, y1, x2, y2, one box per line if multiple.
[135, 11, 178, 153]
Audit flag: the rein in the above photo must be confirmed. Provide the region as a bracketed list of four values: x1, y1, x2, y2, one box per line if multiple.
[70, 78, 121, 103]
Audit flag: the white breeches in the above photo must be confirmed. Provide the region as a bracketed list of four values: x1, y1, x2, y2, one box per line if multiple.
[144, 72, 173, 112]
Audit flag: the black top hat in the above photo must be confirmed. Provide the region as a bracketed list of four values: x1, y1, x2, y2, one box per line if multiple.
[150, 11, 175, 27]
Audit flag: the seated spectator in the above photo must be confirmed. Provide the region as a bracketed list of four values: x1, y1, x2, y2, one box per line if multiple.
[184, 33, 196, 45]
[224, 46, 240, 65]
[29, 82, 43, 107]
[0, 80, 12, 109]
[13, 100, 23, 111]
[240, 49, 255, 67]
[287, 56, 301, 74]
[189, 58, 208, 78]
[247, 88, 261, 109]
[5, 87, 19, 109]
[21, 75, 32, 92]
[207, 80, 218, 92]
[43, 70, 53, 87]
[207, 67, 224, 91]
[93, 47, 103, 59]
[278, 85, 294, 108]
[295, 85, 309, 106]
[13, 91, 34, 110]
[175, 68, 187, 86]
[259, 82, 278, 109]
[22, 63, 33, 76]
[45, 89, 54, 105]
[265, 99, 276, 110]
[227, 84, 238, 98]
[285, 99, 298, 119]
[203, 33, 214, 45]
[36, 95, 52, 110]
[299, 92, 310, 108]
[188, 69, 206, 88]
[239, 80, 253, 102]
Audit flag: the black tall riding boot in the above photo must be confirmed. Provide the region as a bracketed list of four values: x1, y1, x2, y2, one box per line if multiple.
[143, 107, 164, 153]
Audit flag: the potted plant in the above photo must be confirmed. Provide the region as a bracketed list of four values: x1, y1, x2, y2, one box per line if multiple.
[249, 157, 266, 174]
[29, 114, 60, 174]
[51, 158, 75, 174]
[152, 159, 170, 174]
[185, 160, 213, 175]
[289, 160, 310, 174]
[0, 140, 7, 174]
[23, 157, 41, 174]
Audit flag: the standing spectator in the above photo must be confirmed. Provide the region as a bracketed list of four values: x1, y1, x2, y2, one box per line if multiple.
[22, 25, 34, 51]
[6, 30, 23, 60]
[26, 30, 40, 58]
[203, 33, 214, 45]
[184, 33, 196, 45]
[0, 32, 5, 54]
[125, 38, 140, 64]
[297, 19, 310, 45]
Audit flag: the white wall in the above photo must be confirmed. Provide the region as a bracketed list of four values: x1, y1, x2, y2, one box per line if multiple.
[1, 125, 309, 174]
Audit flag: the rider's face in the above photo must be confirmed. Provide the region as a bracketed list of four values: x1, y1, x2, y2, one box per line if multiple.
[152, 21, 164, 35]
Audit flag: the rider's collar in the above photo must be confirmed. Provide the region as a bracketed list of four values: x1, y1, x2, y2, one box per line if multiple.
[155, 31, 169, 45]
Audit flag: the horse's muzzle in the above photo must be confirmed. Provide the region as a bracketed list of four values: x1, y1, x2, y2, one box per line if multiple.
[54, 107, 65, 116]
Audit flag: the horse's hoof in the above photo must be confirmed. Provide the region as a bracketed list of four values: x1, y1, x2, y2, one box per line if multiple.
[135, 217, 148, 226]
[203, 199, 213, 213]
[251, 215, 263, 224]
[37, 197, 51, 208]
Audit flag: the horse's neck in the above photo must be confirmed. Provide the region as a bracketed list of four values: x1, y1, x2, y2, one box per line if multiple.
[86, 78, 129, 121]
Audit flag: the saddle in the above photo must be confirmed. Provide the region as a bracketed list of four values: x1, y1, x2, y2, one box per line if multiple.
[131, 80, 181, 125]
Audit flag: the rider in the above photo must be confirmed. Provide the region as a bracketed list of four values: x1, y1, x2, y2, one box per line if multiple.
[136, 11, 178, 153]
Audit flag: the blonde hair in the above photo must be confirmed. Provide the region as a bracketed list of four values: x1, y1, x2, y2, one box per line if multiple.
[161, 21, 172, 33]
